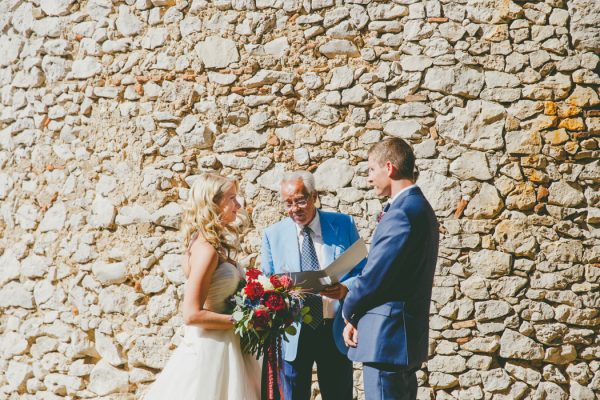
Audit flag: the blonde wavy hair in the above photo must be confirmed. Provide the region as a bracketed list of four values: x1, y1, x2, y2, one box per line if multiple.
[180, 173, 243, 261]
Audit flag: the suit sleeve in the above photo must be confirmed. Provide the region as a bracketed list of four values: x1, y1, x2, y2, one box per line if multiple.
[339, 215, 366, 291]
[260, 231, 275, 276]
[342, 209, 412, 326]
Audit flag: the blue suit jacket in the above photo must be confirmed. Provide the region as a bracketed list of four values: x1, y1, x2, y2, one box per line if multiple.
[261, 210, 366, 362]
[343, 186, 439, 367]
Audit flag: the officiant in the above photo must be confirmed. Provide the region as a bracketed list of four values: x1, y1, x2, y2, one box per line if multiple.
[260, 171, 366, 400]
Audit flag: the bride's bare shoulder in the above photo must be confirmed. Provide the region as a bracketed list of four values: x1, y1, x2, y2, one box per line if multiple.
[190, 239, 217, 254]
[182, 239, 219, 275]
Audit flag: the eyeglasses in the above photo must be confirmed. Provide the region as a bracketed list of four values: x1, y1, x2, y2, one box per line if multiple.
[283, 197, 309, 210]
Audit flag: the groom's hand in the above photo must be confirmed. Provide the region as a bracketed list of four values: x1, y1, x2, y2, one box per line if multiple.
[343, 323, 358, 348]
[320, 283, 348, 300]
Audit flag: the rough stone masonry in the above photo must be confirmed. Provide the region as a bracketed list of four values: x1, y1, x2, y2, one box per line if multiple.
[0, 0, 599, 399]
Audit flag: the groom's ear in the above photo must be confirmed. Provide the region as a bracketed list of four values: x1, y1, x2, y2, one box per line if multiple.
[385, 161, 397, 178]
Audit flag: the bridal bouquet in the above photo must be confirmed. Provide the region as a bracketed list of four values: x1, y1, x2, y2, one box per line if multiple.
[229, 267, 311, 399]
[230, 267, 311, 355]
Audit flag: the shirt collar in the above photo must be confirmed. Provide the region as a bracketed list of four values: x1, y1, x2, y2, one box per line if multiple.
[389, 184, 416, 206]
[295, 210, 322, 238]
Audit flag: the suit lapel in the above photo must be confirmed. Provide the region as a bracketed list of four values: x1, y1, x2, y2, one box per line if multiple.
[319, 210, 337, 266]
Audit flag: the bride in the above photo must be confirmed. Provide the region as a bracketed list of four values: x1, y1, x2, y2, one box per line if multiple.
[143, 173, 261, 400]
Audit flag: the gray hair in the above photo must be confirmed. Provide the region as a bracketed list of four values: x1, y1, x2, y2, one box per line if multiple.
[280, 171, 317, 196]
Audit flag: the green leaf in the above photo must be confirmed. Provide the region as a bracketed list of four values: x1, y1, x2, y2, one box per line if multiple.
[303, 315, 312, 324]
[301, 306, 310, 316]
[285, 325, 297, 336]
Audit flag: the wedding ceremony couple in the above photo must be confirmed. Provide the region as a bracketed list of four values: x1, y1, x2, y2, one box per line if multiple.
[143, 137, 440, 400]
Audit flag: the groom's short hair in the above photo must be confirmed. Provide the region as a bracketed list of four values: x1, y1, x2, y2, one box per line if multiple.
[280, 171, 317, 196]
[369, 138, 415, 180]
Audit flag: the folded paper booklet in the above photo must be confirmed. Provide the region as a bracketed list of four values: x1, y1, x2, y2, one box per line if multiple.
[279, 238, 368, 293]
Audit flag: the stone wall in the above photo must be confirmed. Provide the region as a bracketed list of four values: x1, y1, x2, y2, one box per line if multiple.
[0, 0, 599, 398]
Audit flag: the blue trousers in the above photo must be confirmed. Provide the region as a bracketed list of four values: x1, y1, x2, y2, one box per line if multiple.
[363, 363, 418, 400]
[263, 320, 353, 400]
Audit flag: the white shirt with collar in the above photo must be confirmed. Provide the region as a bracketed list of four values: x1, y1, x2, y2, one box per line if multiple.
[295, 211, 336, 319]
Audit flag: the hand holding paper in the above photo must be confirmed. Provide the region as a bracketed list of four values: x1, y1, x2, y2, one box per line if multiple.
[277, 238, 368, 293]
[320, 282, 348, 300]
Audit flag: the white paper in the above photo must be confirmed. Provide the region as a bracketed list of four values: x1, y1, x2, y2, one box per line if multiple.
[276, 238, 368, 292]
[323, 238, 368, 280]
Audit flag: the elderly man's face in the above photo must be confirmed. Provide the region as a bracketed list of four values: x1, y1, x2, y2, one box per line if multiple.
[281, 180, 317, 226]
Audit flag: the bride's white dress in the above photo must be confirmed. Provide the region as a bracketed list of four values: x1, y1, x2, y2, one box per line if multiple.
[143, 262, 261, 400]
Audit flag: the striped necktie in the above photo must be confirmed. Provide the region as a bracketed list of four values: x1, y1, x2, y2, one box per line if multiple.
[301, 226, 323, 329]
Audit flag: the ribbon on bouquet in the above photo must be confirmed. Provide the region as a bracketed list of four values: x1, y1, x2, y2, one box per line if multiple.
[265, 335, 284, 400]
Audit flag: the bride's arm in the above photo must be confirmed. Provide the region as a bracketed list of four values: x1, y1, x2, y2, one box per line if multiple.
[181, 242, 234, 330]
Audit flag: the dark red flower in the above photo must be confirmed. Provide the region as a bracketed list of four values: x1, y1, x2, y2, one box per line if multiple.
[269, 275, 282, 289]
[263, 291, 286, 312]
[246, 268, 262, 281]
[244, 280, 264, 300]
[278, 309, 294, 325]
[252, 309, 270, 330]
[278, 275, 293, 290]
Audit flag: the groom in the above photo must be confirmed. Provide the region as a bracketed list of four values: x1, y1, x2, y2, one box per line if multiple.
[343, 138, 439, 400]
[261, 171, 365, 400]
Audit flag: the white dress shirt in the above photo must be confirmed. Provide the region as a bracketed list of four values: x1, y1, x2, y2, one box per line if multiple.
[295, 212, 336, 319]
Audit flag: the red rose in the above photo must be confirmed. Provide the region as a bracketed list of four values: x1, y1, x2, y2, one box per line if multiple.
[252, 309, 270, 330]
[269, 275, 282, 289]
[244, 281, 264, 300]
[246, 268, 262, 281]
[279, 275, 293, 290]
[263, 291, 286, 312]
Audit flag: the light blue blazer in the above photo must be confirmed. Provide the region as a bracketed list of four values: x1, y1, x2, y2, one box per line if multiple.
[261, 209, 366, 362]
